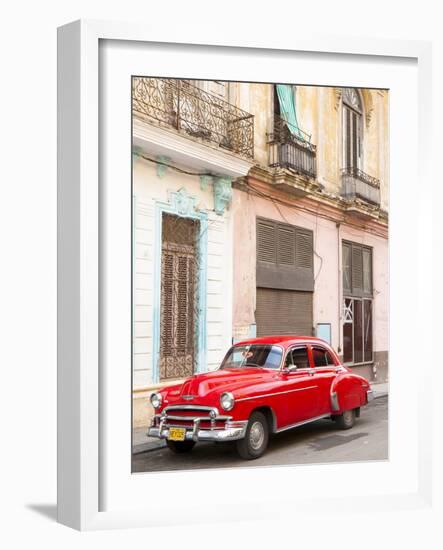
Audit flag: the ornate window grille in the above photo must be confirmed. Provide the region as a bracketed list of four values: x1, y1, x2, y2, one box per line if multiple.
[159, 214, 200, 381]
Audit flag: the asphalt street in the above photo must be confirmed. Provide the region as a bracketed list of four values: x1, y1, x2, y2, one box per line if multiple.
[132, 395, 388, 473]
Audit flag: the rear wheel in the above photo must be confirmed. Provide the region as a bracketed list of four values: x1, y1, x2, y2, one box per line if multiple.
[335, 409, 356, 430]
[166, 440, 195, 453]
[236, 411, 269, 460]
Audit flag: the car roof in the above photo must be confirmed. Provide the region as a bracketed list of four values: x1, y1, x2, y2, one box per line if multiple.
[234, 335, 330, 350]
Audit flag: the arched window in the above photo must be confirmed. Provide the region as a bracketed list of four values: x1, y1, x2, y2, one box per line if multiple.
[342, 88, 363, 170]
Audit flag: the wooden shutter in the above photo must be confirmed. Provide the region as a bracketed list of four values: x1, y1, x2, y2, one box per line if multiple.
[161, 252, 174, 355]
[351, 245, 363, 295]
[352, 111, 358, 168]
[256, 288, 313, 337]
[343, 241, 373, 297]
[176, 255, 194, 354]
[345, 107, 351, 168]
[344, 105, 361, 169]
[342, 242, 352, 294]
[257, 218, 314, 291]
[295, 230, 313, 269]
[257, 220, 276, 263]
[362, 248, 372, 295]
[277, 225, 295, 266]
[160, 214, 198, 380]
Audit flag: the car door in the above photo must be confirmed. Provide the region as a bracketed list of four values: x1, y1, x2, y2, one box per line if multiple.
[280, 345, 320, 426]
[309, 345, 340, 415]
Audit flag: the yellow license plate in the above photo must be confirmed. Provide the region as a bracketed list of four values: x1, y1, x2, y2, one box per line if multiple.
[168, 427, 186, 441]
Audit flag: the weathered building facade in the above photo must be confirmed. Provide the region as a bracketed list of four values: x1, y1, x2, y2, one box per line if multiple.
[132, 78, 389, 428]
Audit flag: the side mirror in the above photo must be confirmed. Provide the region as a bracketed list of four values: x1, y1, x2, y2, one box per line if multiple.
[284, 364, 298, 374]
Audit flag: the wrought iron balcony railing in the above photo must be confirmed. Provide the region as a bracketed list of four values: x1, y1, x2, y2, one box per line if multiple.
[341, 167, 381, 206]
[132, 77, 254, 159]
[267, 115, 317, 179]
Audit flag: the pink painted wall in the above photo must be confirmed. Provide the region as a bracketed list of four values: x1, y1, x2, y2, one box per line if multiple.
[231, 188, 389, 360]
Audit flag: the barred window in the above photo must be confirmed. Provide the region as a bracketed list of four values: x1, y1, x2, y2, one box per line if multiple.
[342, 240, 373, 365]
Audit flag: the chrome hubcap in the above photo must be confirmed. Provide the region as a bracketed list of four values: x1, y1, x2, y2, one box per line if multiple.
[343, 410, 352, 424]
[249, 421, 265, 450]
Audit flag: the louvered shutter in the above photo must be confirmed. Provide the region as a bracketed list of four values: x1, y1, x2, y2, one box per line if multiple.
[352, 111, 358, 168]
[176, 255, 194, 354]
[345, 108, 351, 168]
[295, 230, 313, 269]
[342, 243, 352, 294]
[257, 220, 276, 263]
[351, 245, 363, 295]
[161, 252, 174, 356]
[257, 217, 314, 291]
[277, 225, 295, 266]
[256, 288, 313, 337]
[362, 248, 372, 295]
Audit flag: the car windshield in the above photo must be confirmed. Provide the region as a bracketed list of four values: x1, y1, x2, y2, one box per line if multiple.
[220, 344, 282, 370]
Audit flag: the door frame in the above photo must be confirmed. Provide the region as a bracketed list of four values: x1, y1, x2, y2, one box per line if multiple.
[152, 189, 208, 384]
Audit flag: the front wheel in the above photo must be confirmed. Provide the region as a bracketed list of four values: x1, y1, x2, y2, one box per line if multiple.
[166, 440, 195, 454]
[335, 409, 356, 430]
[236, 411, 269, 460]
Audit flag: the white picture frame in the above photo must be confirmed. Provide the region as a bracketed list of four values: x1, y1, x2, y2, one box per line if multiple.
[57, 19, 433, 531]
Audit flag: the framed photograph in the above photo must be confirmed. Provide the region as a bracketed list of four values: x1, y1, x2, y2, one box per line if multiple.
[57, 20, 433, 530]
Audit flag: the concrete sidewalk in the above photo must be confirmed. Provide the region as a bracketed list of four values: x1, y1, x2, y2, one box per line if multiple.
[132, 381, 389, 454]
[371, 381, 389, 399]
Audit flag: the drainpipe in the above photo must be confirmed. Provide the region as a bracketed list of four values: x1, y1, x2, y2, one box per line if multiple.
[336, 222, 342, 354]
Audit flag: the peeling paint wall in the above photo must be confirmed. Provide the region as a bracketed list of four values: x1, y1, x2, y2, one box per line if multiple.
[231, 83, 389, 208]
[232, 187, 389, 382]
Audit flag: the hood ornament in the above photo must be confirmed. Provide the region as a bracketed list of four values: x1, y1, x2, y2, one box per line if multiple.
[182, 395, 196, 401]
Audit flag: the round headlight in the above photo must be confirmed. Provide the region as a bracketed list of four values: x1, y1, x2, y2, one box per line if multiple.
[150, 392, 162, 409]
[220, 392, 235, 411]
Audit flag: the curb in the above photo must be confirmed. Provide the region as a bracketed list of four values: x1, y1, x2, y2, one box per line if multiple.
[373, 391, 388, 399]
[132, 440, 166, 455]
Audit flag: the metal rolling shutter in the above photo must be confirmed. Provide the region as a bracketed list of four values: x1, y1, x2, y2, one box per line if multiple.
[256, 288, 313, 337]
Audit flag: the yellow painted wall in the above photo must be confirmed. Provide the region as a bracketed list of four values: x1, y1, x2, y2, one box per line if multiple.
[229, 82, 389, 210]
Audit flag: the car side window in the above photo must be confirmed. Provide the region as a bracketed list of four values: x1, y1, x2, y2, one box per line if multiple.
[312, 347, 335, 367]
[285, 347, 310, 370]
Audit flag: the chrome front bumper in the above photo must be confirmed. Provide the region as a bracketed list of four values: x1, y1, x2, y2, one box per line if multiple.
[148, 425, 247, 442]
[367, 389, 375, 402]
[148, 419, 248, 442]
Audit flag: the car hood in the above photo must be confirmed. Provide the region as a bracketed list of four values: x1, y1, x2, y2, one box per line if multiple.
[164, 368, 277, 403]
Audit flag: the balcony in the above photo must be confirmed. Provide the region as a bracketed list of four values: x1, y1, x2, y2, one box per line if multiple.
[341, 167, 381, 206]
[268, 115, 317, 179]
[132, 77, 254, 159]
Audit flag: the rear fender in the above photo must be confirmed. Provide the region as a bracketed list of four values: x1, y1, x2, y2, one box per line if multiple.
[330, 373, 367, 413]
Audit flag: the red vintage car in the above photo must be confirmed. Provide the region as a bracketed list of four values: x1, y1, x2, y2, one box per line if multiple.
[147, 336, 374, 459]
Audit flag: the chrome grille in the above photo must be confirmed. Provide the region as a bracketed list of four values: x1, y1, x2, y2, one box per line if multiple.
[156, 405, 231, 431]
